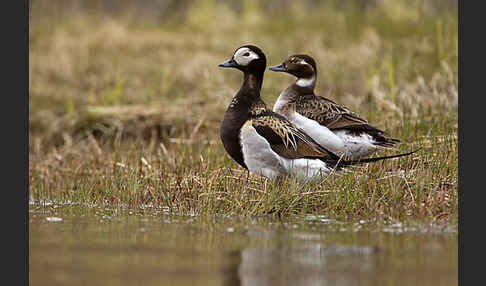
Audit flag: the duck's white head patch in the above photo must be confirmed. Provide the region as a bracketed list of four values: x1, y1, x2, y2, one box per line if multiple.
[233, 47, 260, 66]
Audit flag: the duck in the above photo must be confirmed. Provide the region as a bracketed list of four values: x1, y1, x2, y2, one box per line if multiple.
[269, 54, 401, 161]
[218, 45, 414, 181]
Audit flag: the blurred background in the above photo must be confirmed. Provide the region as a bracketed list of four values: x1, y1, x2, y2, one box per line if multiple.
[29, 0, 458, 151]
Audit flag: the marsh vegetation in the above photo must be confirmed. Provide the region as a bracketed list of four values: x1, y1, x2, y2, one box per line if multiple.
[29, 0, 458, 223]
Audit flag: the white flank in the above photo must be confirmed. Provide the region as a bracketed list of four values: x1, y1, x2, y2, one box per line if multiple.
[239, 122, 332, 181]
[283, 158, 332, 181]
[286, 112, 379, 160]
[333, 130, 378, 160]
[290, 112, 345, 155]
[239, 122, 286, 179]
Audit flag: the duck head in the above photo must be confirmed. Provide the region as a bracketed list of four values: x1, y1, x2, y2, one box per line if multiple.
[269, 54, 317, 88]
[218, 45, 267, 74]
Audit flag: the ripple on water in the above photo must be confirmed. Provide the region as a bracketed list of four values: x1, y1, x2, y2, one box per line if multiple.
[45, 217, 63, 222]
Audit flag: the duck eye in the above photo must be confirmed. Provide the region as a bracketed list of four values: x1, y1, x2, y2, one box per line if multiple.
[242, 52, 250, 57]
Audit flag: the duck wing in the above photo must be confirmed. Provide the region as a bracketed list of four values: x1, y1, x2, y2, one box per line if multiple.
[250, 111, 340, 161]
[296, 94, 385, 134]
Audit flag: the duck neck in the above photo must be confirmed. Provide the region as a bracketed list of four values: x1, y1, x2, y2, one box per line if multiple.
[237, 71, 264, 104]
[243, 70, 264, 92]
[294, 73, 316, 91]
[219, 69, 265, 170]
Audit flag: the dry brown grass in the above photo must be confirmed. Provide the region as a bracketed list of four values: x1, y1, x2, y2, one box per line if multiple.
[29, 0, 458, 223]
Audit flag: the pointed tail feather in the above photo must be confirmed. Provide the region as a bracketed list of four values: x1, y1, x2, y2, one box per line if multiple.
[335, 148, 421, 168]
[374, 135, 401, 148]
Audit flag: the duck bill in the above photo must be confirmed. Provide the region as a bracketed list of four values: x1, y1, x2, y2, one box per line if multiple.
[268, 63, 287, 72]
[218, 58, 238, 68]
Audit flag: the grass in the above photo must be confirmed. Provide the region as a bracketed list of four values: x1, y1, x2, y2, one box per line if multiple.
[29, 0, 458, 224]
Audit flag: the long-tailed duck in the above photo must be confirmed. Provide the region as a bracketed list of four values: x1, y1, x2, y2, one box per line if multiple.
[269, 54, 401, 161]
[219, 46, 414, 181]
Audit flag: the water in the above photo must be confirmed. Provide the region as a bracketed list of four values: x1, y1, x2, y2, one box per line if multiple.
[29, 202, 457, 286]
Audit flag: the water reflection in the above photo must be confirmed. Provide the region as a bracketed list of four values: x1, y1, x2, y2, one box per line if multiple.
[237, 232, 379, 286]
[29, 203, 457, 286]
[221, 250, 242, 286]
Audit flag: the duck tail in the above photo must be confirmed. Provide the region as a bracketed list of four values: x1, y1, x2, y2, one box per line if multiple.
[335, 148, 421, 168]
